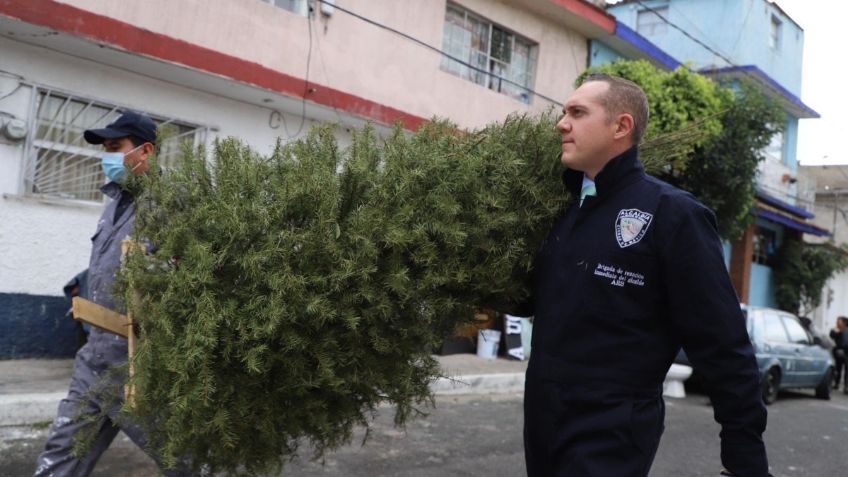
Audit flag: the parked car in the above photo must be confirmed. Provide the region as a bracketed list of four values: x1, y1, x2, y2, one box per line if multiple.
[675, 306, 834, 404]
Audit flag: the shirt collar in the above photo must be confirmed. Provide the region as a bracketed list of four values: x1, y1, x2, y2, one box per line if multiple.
[563, 146, 644, 199]
[100, 181, 123, 200]
[581, 174, 596, 191]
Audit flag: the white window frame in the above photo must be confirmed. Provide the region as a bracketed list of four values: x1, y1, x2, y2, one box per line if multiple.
[20, 85, 209, 204]
[636, 6, 669, 36]
[440, 2, 538, 104]
[265, 0, 309, 16]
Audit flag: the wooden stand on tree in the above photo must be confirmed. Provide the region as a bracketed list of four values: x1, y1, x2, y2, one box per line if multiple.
[70, 240, 143, 406]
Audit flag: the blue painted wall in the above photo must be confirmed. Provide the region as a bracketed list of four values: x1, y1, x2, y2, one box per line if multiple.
[608, 0, 804, 96]
[749, 264, 777, 308]
[590, 41, 626, 67]
[747, 218, 784, 308]
[0, 293, 81, 359]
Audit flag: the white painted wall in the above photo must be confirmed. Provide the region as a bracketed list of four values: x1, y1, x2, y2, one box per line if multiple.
[757, 154, 797, 204]
[0, 37, 340, 297]
[811, 270, 848, 335]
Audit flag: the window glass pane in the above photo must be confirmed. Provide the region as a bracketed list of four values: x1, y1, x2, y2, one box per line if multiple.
[488, 60, 506, 92]
[506, 38, 533, 103]
[469, 16, 489, 54]
[764, 130, 784, 162]
[752, 227, 777, 266]
[782, 316, 809, 344]
[763, 314, 788, 342]
[637, 6, 668, 36]
[440, 2, 536, 104]
[469, 50, 489, 86]
[32, 149, 103, 201]
[441, 6, 471, 76]
[271, 0, 302, 14]
[490, 26, 512, 63]
[770, 16, 781, 49]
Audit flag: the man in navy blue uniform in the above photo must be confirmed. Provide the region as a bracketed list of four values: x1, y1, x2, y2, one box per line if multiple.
[523, 74, 769, 477]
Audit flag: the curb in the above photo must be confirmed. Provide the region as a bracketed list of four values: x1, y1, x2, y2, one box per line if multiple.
[430, 372, 525, 396]
[1, 372, 526, 426]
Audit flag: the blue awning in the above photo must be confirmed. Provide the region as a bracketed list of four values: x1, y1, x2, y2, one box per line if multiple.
[756, 208, 830, 237]
[614, 22, 683, 71]
[700, 65, 819, 119]
[756, 190, 815, 219]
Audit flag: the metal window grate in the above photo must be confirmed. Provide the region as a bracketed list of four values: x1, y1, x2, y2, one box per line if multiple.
[22, 87, 207, 203]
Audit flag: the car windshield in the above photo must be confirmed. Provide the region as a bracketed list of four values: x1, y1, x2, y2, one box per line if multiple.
[782, 315, 811, 344]
[750, 311, 790, 343]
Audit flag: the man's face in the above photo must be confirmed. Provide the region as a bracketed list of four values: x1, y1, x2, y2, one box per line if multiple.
[103, 137, 152, 176]
[556, 81, 619, 177]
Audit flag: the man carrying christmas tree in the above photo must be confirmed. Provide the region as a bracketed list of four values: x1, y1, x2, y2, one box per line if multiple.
[522, 74, 770, 477]
[34, 112, 195, 477]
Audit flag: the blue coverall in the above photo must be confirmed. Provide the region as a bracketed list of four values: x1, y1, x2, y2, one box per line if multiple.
[34, 182, 193, 477]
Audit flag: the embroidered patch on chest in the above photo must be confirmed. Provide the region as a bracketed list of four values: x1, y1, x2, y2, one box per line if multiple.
[615, 208, 653, 248]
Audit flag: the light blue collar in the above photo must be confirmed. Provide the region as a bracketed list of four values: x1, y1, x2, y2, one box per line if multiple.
[581, 174, 595, 191]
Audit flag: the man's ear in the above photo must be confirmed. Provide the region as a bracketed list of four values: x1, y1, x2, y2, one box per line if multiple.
[613, 113, 635, 140]
[140, 142, 155, 158]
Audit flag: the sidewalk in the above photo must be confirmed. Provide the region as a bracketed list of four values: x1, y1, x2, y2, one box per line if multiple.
[0, 354, 526, 426]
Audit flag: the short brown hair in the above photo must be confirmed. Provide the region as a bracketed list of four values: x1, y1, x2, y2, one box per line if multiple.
[582, 73, 650, 145]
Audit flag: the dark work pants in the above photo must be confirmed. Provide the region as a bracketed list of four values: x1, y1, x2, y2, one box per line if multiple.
[524, 374, 665, 477]
[33, 343, 195, 477]
[833, 350, 846, 388]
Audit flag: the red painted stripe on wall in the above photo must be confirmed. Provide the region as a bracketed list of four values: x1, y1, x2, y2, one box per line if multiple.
[0, 0, 429, 129]
[547, 0, 616, 34]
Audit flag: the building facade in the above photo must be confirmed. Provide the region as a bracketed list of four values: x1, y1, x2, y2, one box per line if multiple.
[0, 0, 617, 357]
[608, 0, 823, 308]
[798, 165, 848, 332]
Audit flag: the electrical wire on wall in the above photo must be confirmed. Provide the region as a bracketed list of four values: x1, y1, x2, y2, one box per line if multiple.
[0, 69, 25, 103]
[311, 10, 346, 127]
[270, 1, 315, 139]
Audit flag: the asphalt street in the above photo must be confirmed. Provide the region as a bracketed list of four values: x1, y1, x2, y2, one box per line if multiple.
[2, 389, 847, 476]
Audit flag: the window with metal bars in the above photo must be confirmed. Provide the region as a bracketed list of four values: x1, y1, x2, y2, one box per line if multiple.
[440, 2, 538, 104]
[23, 87, 207, 203]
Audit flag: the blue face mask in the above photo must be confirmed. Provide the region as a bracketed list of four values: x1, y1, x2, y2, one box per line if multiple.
[101, 145, 143, 184]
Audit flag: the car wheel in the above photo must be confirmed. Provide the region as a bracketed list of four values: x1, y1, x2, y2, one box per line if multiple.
[815, 367, 833, 400]
[762, 368, 780, 405]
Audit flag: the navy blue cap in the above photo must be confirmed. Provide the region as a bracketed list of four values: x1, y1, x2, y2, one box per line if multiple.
[84, 111, 157, 145]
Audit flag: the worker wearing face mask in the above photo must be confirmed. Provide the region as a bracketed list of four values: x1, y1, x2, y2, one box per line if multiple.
[34, 111, 197, 477]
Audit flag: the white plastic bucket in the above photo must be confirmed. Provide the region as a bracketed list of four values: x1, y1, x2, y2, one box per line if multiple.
[476, 329, 501, 360]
